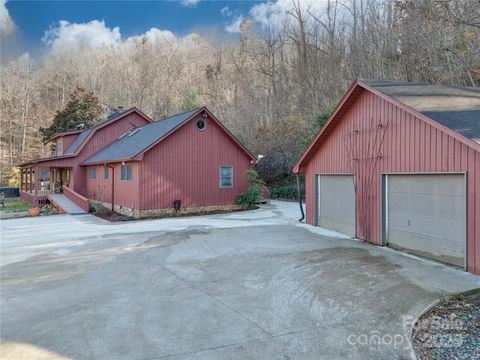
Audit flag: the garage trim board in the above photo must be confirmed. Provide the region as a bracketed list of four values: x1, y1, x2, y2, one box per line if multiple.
[381, 172, 467, 269]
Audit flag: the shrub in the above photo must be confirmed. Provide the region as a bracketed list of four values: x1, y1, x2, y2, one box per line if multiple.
[270, 184, 305, 200]
[236, 170, 264, 209]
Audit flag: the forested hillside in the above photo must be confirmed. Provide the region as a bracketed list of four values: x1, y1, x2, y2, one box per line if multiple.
[1, 0, 479, 185]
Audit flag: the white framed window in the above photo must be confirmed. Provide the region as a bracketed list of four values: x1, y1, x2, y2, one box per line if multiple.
[121, 165, 133, 181]
[56, 141, 62, 156]
[104, 167, 109, 180]
[88, 167, 96, 180]
[219, 166, 233, 188]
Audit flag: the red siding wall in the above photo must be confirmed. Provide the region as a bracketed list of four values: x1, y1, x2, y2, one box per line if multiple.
[62, 134, 78, 152]
[86, 162, 139, 210]
[138, 114, 252, 210]
[39, 112, 150, 196]
[304, 89, 480, 274]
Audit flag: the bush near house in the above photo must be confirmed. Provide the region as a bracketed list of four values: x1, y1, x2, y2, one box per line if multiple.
[270, 185, 299, 200]
[236, 170, 264, 209]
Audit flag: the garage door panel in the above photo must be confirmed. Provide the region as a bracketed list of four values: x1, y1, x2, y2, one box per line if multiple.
[388, 175, 465, 196]
[388, 228, 465, 268]
[389, 213, 465, 244]
[388, 193, 465, 219]
[318, 175, 355, 237]
[387, 174, 465, 268]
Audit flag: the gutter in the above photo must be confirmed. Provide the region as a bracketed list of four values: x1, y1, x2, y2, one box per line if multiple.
[105, 163, 115, 211]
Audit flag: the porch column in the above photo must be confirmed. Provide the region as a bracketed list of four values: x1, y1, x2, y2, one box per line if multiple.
[50, 168, 54, 193]
[34, 166, 38, 195]
[29, 167, 33, 192]
[53, 168, 56, 193]
[20, 168, 24, 192]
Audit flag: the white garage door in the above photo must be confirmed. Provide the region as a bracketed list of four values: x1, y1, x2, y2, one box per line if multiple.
[317, 175, 355, 237]
[385, 174, 466, 268]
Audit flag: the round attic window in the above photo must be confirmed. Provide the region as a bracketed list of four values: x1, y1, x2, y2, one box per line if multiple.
[196, 118, 206, 131]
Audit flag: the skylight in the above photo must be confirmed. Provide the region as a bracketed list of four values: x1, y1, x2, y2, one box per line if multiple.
[128, 128, 142, 137]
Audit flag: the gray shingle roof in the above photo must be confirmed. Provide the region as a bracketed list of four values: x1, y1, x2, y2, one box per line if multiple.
[64, 109, 127, 155]
[83, 108, 201, 164]
[362, 79, 480, 144]
[65, 128, 93, 155]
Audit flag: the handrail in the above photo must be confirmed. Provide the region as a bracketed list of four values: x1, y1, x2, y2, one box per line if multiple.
[63, 186, 89, 212]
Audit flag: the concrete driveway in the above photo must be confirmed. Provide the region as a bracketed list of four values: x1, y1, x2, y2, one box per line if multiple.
[1, 201, 479, 360]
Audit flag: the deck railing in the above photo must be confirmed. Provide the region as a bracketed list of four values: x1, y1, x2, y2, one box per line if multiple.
[63, 186, 89, 213]
[20, 190, 48, 207]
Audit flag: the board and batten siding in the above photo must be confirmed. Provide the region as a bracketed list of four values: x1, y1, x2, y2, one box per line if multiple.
[85, 162, 140, 210]
[304, 89, 480, 274]
[138, 113, 252, 210]
[38, 112, 150, 196]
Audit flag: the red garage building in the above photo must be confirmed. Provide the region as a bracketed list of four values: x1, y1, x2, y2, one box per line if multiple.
[294, 79, 480, 275]
[19, 107, 255, 217]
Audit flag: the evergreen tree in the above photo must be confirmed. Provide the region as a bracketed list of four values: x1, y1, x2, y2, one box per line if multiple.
[40, 87, 103, 144]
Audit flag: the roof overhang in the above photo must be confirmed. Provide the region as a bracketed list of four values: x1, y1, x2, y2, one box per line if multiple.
[81, 158, 140, 166]
[293, 79, 480, 173]
[51, 129, 84, 140]
[17, 155, 76, 168]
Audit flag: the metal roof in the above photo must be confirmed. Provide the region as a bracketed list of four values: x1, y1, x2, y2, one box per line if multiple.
[363, 79, 480, 144]
[83, 108, 201, 164]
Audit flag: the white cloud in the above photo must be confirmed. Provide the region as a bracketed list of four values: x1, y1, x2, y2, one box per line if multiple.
[0, 0, 14, 34]
[126, 27, 176, 47]
[180, 0, 199, 6]
[249, 0, 330, 29]
[220, 6, 232, 17]
[225, 15, 244, 34]
[42, 20, 202, 53]
[42, 20, 121, 52]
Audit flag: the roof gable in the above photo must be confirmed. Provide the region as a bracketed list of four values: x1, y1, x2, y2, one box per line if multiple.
[64, 107, 153, 156]
[83, 107, 255, 165]
[293, 79, 480, 173]
[83, 108, 201, 164]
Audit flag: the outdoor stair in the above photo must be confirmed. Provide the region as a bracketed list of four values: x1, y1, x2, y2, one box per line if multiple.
[47, 194, 87, 215]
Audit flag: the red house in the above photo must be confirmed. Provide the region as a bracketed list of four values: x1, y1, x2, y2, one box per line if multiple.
[294, 79, 480, 275]
[19, 107, 255, 217]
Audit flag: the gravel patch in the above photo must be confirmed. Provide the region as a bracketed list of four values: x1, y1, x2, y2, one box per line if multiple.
[412, 291, 480, 360]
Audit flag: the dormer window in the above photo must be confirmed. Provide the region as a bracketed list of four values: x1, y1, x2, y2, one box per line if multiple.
[56, 141, 62, 156]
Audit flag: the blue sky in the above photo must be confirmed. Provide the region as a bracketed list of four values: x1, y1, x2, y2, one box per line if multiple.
[1, 0, 266, 61]
[8, 1, 257, 39]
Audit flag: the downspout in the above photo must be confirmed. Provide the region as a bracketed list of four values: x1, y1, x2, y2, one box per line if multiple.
[296, 173, 305, 222]
[106, 163, 115, 211]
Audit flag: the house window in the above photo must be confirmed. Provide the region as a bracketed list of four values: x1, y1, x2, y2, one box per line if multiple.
[88, 167, 96, 180]
[104, 167, 109, 180]
[121, 165, 133, 181]
[220, 166, 233, 188]
[56, 141, 62, 156]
